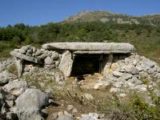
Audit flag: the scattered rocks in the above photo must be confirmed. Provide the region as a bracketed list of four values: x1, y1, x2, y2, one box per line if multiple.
[2, 44, 160, 120]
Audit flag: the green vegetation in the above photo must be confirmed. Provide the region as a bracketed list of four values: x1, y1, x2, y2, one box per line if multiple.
[0, 22, 160, 63]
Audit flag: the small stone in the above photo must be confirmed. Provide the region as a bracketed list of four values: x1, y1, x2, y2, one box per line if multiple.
[113, 71, 123, 77]
[51, 52, 59, 60]
[110, 87, 119, 93]
[72, 108, 78, 114]
[67, 105, 74, 111]
[83, 93, 94, 100]
[119, 93, 126, 97]
[125, 65, 139, 75]
[57, 115, 73, 120]
[93, 81, 110, 90]
[120, 73, 132, 81]
[44, 56, 54, 65]
[80, 113, 101, 120]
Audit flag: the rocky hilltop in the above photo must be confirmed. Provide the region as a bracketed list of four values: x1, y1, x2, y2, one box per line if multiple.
[0, 43, 160, 120]
[64, 11, 160, 26]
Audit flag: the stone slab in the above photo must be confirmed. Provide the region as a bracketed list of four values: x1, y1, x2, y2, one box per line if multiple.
[10, 51, 42, 64]
[59, 51, 73, 77]
[42, 42, 135, 53]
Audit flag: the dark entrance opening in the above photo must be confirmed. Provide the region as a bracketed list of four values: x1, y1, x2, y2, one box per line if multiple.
[71, 54, 102, 76]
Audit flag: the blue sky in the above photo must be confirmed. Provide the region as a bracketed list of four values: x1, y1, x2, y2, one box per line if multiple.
[0, 0, 160, 26]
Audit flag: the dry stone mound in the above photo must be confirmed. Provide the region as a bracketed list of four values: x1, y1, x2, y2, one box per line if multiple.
[94, 54, 160, 100]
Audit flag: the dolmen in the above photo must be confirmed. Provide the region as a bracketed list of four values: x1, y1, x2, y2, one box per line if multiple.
[10, 42, 135, 78]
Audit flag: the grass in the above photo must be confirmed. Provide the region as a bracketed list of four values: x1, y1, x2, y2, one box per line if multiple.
[22, 70, 160, 120]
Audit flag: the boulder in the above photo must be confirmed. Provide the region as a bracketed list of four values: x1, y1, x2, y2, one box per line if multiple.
[0, 71, 17, 85]
[3, 80, 28, 96]
[15, 88, 49, 120]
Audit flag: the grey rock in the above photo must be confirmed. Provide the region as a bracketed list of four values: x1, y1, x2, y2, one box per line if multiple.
[44, 56, 54, 65]
[15, 88, 49, 120]
[0, 91, 4, 110]
[42, 42, 135, 54]
[67, 105, 74, 112]
[10, 51, 41, 63]
[1, 103, 7, 114]
[113, 81, 123, 88]
[93, 81, 111, 90]
[6, 112, 18, 120]
[72, 108, 78, 114]
[51, 52, 59, 60]
[120, 73, 132, 81]
[57, 111, 73, 120]
[5, 94, 16, 101]
[110, 87, 120, 93]
[125, 65, 139, 75]
[3, 80, 28, 96]
[57, 115, 73, 120]
[15, 57, 24, 77]
[80, 113, 104, 120]
[6, 100, 14, 108]
[113, 71, 123, 77]
[53, 69, 65, 84]
[0, 71, 17, 85]
[35, 49, 43, 56]
[135, 85, 147, 92]
[155, 73, 160, 79]
[83, 93, 94, 100]
[0, 58, 14, 72]
[59, 51, 73, 77]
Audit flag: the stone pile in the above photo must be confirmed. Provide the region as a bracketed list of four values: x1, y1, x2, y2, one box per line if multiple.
[0, 79, 50, 120]
[10, 45, 61, 77]
[0, 59, 50, 120]
[94, 54, 160, 98]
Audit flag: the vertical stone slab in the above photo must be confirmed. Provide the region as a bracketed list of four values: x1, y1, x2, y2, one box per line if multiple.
[15, 57, 24, 77]
[59, 51, 73, 77]
[102, 54, 113, 75]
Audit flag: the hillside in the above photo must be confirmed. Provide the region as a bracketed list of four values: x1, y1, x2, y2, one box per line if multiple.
[0, 11, 160, 120]
[64, 11, 160, 26]
[0, 11, 160, 64]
